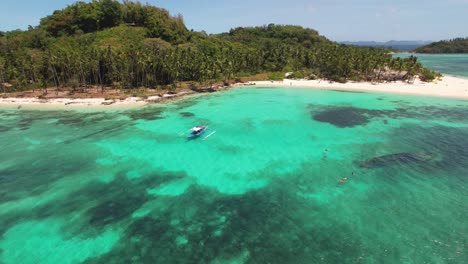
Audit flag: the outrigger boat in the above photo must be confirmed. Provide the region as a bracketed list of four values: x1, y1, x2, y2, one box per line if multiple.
[188, 125, 207, 138]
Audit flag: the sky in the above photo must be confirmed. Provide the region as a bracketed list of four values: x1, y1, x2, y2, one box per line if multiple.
[0, 0, 467, 42]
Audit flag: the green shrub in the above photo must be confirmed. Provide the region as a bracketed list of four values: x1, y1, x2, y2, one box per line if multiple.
[286, 71, 305, 79]
[267, 72, 285, 81]
[419, 68, 438, 82]
[330, 75, 347, 83]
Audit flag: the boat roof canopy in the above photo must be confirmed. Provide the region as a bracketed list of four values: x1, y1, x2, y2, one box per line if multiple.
[191, 126, 205, 132]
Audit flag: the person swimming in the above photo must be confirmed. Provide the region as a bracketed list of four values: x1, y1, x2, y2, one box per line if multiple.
[338, 177, 348, 184]
[322, 148, 329, 160]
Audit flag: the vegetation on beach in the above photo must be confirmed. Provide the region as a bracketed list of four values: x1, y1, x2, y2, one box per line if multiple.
[414, 38, 468, 53]
[0, 0, 438, 94]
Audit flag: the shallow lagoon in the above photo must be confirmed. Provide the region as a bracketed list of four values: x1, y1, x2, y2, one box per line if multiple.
[395, 53, 468, 78]
[0, 87, 467, 263]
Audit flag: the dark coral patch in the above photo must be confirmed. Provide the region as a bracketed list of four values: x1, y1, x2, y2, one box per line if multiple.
[312, 107, 373, 127]
[360, 152, 435, 169]
[126, 107, 165, 121]
[13, 110, 116, 130]
[217, 144, 242, 154]
[84, 178, 364, 264]
[56, 112, 107, 126]
[180, 112, 195, 117]
[63, 123, 128, 144]
[390, 124, 468, 171]
[88, 197, 147, 227]
[0, 125, 10, 132]
[310, 104, 468, 128]
[173, 98, 199, 110]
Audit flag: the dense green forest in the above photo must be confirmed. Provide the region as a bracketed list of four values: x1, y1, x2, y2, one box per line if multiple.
[0, 0, 437, 92]
[414, 38, 468, 53]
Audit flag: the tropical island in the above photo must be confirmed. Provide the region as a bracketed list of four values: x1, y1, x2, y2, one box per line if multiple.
[0, 0, 466, 106]
[1, 2, 467, 264]
[414, 37, 468, 53]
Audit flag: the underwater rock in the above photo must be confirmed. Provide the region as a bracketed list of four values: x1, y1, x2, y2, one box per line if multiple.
[360, 152, 434, 168]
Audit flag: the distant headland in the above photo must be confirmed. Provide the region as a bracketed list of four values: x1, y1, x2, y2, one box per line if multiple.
[413, 38, 468, 53]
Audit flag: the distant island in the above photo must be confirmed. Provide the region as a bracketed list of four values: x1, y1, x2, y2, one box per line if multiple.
[414, 38, 468, 53]
[340, 40, 431, 52]
[0, 0, 439, 97]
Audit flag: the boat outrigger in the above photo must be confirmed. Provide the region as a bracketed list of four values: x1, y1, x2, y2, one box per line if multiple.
[188, 125, 207, 138]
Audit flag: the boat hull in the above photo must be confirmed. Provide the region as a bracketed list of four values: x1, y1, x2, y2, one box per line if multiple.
[187, 126, 207, 138]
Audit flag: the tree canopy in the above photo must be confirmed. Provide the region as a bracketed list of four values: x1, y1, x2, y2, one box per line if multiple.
[39, 0, 188, 43]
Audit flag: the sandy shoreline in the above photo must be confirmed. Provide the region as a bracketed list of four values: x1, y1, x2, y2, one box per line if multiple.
[0, 91, 196, 109]
[1, 75, 467, 109]
[250, 75, 468, 100]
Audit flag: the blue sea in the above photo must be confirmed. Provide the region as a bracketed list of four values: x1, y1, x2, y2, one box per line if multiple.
[395, 53, 468, 78]
[1, 85, 467, 263]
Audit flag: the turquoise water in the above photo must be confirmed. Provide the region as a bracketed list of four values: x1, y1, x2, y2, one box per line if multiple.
[0, 88, 467, 263]
[395, 53, 468, 78]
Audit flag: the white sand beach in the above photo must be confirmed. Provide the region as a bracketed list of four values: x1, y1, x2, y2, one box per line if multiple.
[0, 97, 148, 109]
[1, 75, 467, 109]
[251, 75, 468, 100]
[0, 91, 194, 109]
